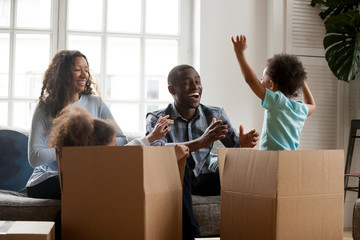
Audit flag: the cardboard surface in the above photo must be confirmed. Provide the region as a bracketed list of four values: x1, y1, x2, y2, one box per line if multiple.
[0, 221, 54, 240]
[58, 146, 184, 240]
[218, 149, 344, 240]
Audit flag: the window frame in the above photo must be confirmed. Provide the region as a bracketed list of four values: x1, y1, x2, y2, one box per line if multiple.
[0, 0, 59, 127]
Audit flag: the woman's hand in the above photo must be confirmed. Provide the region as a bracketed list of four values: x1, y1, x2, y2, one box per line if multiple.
[174, 144, 189, 160]
[147, 115, 174, 143]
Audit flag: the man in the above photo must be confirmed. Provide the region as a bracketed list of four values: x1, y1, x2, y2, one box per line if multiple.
[146, 64, 258, 240]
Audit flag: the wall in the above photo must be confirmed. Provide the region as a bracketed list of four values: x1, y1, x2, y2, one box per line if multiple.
[197, 0, 268, 135]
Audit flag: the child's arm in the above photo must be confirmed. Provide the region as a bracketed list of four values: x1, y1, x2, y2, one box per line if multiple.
[232, 35, 266, 100]
[302, 81, 316, 116]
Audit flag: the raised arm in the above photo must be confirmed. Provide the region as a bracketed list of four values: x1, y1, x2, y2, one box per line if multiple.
[231, 35, 266, 100]
[302, 81, 316, 116]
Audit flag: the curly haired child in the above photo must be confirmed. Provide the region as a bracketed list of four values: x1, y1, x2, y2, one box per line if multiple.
[49, 105, 117, 151]
[231, 34, 316, 150]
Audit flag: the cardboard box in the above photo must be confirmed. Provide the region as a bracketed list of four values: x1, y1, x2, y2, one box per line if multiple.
[218, 149, 344, 240]
[57, 146, 185, 240]
[0, 221, 54, 240]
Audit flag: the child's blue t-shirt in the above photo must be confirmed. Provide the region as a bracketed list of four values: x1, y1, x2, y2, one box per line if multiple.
[259, 89, 309, 150]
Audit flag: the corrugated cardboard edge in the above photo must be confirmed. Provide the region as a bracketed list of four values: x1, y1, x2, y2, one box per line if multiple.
[218, 148, 227, 185]
[55, 149, 63, 192]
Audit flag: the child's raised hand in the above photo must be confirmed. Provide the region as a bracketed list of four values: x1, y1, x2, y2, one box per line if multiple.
[147, 115, 174, 143]
[231, 35, 247, 56]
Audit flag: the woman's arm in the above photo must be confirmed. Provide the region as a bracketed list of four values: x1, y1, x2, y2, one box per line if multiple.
[28, 106, 57, 168]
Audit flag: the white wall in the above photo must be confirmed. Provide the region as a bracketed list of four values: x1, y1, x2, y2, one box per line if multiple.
[197, 0, 268, 135]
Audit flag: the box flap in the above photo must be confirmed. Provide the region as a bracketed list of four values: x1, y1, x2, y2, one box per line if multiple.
[218, 148, 227, 185]
[143, 146, 183, 194]
[222, 149, 278, 197]
[177, 156, 186, 185]
[56, 150, 63, 191]
[143, 146, 182, 239]
[277, 150, 344, 197]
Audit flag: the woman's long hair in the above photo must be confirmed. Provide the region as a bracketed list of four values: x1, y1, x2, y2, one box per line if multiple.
[38, 50, 99, 118]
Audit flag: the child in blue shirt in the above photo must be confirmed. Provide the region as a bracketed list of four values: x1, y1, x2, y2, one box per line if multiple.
[232, 34, 316, 150]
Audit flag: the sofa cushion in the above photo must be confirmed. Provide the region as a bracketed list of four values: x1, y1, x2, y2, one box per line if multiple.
[192, 195, 220, 236]
[0, 190, 61, 221]
[0, 130, 33, 191]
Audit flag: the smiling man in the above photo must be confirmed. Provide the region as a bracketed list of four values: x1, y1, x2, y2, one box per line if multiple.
[146, 64, 258, 240]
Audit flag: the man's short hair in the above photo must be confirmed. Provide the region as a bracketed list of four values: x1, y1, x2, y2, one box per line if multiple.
[167, 64, 195, 86]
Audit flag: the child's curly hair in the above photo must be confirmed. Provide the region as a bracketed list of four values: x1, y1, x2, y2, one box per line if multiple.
[266, 54, 306, 98]
[49, 105, 116, 151]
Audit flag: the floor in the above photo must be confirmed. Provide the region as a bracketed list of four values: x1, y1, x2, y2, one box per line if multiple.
[344, 228, 353, 240]
[196, 228, 354, 240]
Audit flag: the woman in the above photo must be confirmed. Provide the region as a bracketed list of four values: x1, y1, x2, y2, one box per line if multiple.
[25, 50, 174, 200]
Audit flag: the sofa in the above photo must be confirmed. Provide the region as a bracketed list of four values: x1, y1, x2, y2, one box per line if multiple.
[353, 198, 360, 239]
[0, 127, 220, 237]
[0, 126, 61, 222]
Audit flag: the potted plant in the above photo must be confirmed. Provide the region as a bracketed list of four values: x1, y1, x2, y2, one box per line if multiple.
[311, 0, 360, 82]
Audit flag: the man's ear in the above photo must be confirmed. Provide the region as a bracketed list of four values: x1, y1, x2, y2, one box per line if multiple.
[168, 85, 175, 95]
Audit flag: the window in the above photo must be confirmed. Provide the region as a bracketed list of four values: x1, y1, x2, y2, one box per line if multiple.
[0, 0, 56, 128]
[0, 0, 192, 133]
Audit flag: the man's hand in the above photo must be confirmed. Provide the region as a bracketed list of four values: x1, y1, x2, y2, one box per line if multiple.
[197, 118, 228, 149]
[238, 125, 258, 148]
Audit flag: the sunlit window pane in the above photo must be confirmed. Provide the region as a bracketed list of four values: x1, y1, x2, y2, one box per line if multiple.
[0, 0, 11, 27]
[13, 102, 36, 129]
[110, 103, 139, 133]
[16, 0, 51, 28]
[146, 103, 169, 115]
[0, 33, 9, 97]
[107, 0, 141, 33]
[145, 39, 177, 101]
[106, 37, 140, 100]
[68, 0, 103, 31]
[14, 34, 50, 98]
[0, 102, 8, 126]
[146, 0, 179, 35]
[68, 35, 102, 75]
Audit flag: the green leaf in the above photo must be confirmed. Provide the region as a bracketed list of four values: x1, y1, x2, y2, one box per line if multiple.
[324, 11, 360, 82]
[310, 0, 360, 20]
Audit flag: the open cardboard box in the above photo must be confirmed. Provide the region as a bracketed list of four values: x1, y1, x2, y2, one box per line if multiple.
[218, 149, 344, 240]
[0, 221, 54, 240]
[57, 146, 185, 240]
